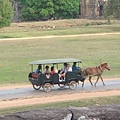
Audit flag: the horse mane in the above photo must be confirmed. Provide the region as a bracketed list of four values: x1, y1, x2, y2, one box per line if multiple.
[99, 62, 107, 67]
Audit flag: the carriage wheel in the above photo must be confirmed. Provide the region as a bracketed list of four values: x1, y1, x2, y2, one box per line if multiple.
[33, 84, 41, 90]
[69, 81, 77, 90]
[43, 83, 52, 92]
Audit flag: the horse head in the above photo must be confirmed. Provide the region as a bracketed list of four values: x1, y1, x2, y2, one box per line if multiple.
[102, 63, 110, 71]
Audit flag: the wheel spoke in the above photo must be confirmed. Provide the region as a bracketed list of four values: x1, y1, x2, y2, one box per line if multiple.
[43, 83, 52, 92]
[69, 81, 77, 90]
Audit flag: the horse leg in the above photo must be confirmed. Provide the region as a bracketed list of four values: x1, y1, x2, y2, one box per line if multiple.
[94, 76, 100, 86]
[89, 76, 93, 86]
[100, 75, 105, 86]
[82, 82, 84, 88]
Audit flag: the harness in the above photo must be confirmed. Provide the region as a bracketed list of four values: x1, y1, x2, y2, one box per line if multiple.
[95, 65, 103, 75]
[99, 64, 103, 72]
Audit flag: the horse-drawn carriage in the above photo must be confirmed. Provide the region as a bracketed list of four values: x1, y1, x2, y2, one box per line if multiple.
[28, 58, 85, 92]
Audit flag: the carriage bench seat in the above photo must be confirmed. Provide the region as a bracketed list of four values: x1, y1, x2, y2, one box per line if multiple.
[28, 72, 39, 79]
[32, 73, 39, 78]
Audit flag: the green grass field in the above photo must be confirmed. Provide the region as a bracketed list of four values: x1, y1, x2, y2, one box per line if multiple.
[0, 19, 120, 85]
[0, 19, 119, 38]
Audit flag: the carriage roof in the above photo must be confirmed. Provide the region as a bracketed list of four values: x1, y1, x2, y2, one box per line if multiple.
[29, 58, 82, 65]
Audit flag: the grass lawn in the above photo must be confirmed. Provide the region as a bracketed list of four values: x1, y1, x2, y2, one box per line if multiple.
[0, 19, 120, 85]
[0, 19, 120, 38]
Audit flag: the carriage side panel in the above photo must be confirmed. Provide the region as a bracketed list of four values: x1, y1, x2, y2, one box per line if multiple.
[65, 71, 78, 83]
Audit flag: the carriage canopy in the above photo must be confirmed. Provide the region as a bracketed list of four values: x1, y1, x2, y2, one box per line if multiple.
[29, 58, 82, 65]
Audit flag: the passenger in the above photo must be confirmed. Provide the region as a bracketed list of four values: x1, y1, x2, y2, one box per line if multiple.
[50, 66, 63, 80]
[67, 64, 72, 71]
[32, 65, 42, 78]
[61, 63, 68, 74]
[34, 65, 42, 74]
[44, 65, 50, 78]
[60, 63, 68, 79]
[50, 66, 55, 75]
[72, 62, 81, 72]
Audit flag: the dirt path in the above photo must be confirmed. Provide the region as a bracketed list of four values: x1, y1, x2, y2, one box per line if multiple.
[0, 78, 120, 109]
[0, 89, 120, 109]
[0, 32, 120, 41]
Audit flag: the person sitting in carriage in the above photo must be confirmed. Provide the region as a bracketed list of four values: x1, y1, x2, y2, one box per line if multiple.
[72, 62, 81, 72]
[30, 65, 42, 78]
[61, 63, 68, 73]
[67, 64, 72, 71]
[34, 65, 42, 74]
[50, 66, 56, 75]
[44, 65, 50, 78]
[59, 63, 68, 79]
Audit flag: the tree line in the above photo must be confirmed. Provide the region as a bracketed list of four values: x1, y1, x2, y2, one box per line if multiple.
[0, 0, 120, 27]
[21, 0, 79, 21]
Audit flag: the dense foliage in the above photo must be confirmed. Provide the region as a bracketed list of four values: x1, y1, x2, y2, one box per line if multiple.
[21, 0, 79, 21]
[0, 0, 13, 27]
[105, 0, 120, 22]
[53, 0, 79, 19]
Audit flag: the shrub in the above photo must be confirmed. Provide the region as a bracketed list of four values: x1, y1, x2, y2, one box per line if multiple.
[85, 23, 90, 26]
[0, 0, 13, 28]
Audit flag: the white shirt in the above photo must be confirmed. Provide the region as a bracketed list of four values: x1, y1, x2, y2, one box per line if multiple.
[61, 67, 67, 73]
[67, 67, 72, 71]
[44, 69, 50, 74]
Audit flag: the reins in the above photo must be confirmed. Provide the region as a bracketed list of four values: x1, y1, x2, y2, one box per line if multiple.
[96, 65, 103, 74]
[99, 59, 103, 72]
[96, 59, 104, 75]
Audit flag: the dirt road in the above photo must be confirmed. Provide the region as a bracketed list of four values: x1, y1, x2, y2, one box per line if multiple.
[0, 32, 120, 41]
[0, 79, 120, 109]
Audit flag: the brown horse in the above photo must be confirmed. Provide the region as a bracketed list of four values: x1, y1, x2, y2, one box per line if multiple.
[82, 62, 110, 87]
